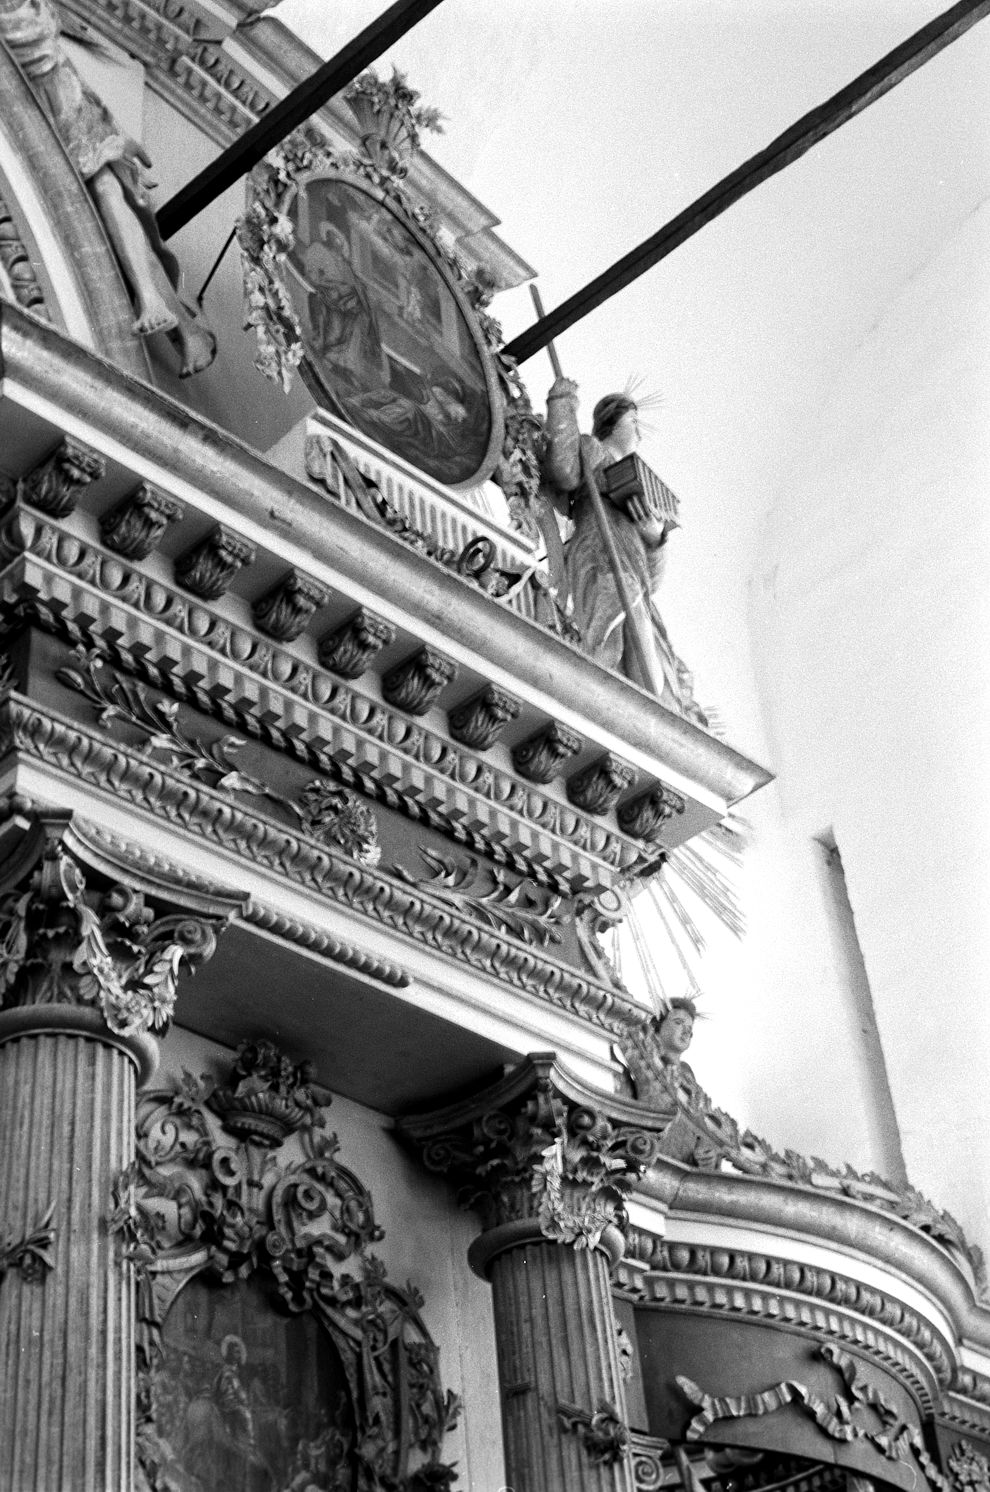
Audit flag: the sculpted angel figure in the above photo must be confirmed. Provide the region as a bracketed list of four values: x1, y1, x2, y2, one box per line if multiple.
[541, 377, 706, 724]
[0, 0, 216, 376]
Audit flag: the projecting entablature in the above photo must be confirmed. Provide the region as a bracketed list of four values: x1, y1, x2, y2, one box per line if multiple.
[0, 299, 768, 1101]
[0, 301, 769, 889]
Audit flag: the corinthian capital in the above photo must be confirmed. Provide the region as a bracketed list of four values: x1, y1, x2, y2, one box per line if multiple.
[399, 1054, 670, 1267]
[0, 806, 233, 1042]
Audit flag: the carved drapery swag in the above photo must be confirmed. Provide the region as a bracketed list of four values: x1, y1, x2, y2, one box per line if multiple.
[0, 810, 217, 1038]
[113, 1039, 460, 1492]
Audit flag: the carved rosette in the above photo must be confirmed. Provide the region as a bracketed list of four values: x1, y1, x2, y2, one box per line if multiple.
[617, 784, 686, 840]
[512, 720, 582, 784]
[567, 753, 637, 816]
[448, 683, 521, 750]
[318, 605, 396, 678]
[117, 1039, 460, 1491]
[383, 646, 457, 716]
[252, 567, 331, 642]
[17, 437, 105, 519]
[175, 523, 256, 599]
[100, 482, 184, 560]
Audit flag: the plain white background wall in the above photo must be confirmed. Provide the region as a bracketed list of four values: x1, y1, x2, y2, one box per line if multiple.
[744, 200, 990, 1245]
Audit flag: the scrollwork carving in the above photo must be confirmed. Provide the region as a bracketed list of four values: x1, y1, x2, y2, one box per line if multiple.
[113, 1040, 460, 1491]
[56, 650, 382, 867]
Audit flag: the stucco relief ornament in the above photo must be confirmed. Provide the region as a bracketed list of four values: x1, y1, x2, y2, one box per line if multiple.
[0, 0, 215, 375]
[0, 841, 217, 1037]
[236, 73, 543, 532]
[948, 1443, 990, 1492]
[112, 1040, 460, 1492]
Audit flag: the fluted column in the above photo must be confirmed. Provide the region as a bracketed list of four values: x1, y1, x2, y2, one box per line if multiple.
[401, 1055, 671, 1492]
[0, 809, 220, 1492]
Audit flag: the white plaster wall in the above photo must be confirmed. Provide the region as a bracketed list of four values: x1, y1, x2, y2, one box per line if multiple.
[161, 1026, 506, 1491]
[743, 199, 990, 1245]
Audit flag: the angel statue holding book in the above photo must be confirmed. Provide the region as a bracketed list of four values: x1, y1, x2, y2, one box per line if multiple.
[541, 377, 705, 725]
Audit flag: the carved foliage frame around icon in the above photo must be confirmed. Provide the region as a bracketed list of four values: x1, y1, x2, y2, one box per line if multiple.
[238, 129, 541, 526]
[114, 1040, 459, 1492]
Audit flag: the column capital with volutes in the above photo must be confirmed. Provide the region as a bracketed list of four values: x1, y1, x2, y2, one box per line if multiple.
[398, 1053, 672, 1274]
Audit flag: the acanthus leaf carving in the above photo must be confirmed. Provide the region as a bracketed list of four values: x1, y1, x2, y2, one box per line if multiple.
[0, 830, 219, 1037]
[383, 646, 457, 716]
[447, 683, 520, 751]
[949, 1442, 990, 1492]
[618, 783, 686, 840]
[567, 752, 637, 816]
[557, 1399, 631, 1465]
[401, 1057, 666, 1249]
[56, 650, 382, 867]
[391, 846, 563, 948]
[297, 779, 381, 866]
[512, 720, 582, 784]
[0, 1201, 56, 1283]
[317, 604, 396, 679]
[174, 523, 255, 600]
[99, 483, 185, 560]
[18, 437, 105, 519]
[252, 567, 331, 642]
[113, 1039, 460, 1492]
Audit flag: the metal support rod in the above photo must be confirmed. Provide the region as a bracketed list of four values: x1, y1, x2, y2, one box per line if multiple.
[503, 0, 990, 365]
[156, 0, 446, 240]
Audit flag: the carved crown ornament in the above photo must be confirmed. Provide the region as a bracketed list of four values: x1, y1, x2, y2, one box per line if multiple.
[0, 806, 230, 1044]
[236, 121, 543, 532]
[112, 1039, 460, 1492]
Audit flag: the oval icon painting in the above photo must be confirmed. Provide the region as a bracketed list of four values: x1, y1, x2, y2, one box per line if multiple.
[285, 174, 500, 488]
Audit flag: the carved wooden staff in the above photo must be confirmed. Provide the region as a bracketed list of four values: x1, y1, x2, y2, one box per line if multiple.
[531, 285, 666, 698]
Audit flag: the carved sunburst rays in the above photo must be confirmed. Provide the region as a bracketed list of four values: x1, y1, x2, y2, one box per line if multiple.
[614, 810, 750, 1013]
